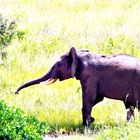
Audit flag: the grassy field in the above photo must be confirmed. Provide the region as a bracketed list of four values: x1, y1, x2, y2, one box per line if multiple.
[0, 0, 140, 139]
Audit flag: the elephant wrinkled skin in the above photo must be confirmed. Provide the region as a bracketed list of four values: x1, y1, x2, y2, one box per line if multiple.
[16, 47, 140, 126]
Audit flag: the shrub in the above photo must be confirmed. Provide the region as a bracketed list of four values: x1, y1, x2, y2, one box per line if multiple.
[0, 15, 26, 64]
[0, 15, 17, 46]
[0, 100, 50, 140]
[0, 15, 17, 61]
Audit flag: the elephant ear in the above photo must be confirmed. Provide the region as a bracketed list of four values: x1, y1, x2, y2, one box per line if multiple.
[69, 47, 78, 77]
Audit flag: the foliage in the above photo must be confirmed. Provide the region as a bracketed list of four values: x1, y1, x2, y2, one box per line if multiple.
[0, 100, 49, 140]
[0, 15, 17, 61]
[0, 15, 16, 47]
[0, 15, 26, 63]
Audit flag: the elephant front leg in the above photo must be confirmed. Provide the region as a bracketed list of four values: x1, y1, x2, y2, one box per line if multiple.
[81, 82, 97, 127]
[82, 104, 95, 126]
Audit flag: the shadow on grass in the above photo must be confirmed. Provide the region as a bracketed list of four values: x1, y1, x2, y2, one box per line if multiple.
[46, 120, 128, 137]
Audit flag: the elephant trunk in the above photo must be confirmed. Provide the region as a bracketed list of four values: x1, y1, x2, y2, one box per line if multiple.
[15, 71, 57, 94]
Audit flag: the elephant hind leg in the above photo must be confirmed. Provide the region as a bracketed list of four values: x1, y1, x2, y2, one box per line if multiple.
[126, 106, 135, 121]
[123, 101, 135, 121]
[135, 99, 140, 110]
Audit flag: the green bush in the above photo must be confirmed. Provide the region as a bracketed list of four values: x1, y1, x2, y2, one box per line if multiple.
[0, 15, 17, 47]
[0, 100, 49, 140]
[0, 15, 26, 63]
[0, 15, 17, 61]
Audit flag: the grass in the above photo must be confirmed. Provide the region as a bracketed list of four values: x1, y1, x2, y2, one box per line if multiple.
[0, 0, 140, 139]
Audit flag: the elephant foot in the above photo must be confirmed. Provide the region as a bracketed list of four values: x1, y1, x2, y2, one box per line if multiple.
[83, 116, 95, 127]
[127, 106, 134, 122]
[90, 116, 95, 124]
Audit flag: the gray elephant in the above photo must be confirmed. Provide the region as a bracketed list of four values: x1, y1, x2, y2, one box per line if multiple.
[16, 47, 140, 126]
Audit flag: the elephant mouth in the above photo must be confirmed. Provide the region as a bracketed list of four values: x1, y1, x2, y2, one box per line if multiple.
[41, 78, 58, 85]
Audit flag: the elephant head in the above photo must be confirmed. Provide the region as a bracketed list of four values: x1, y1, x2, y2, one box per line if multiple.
[15, 47, 78, 94]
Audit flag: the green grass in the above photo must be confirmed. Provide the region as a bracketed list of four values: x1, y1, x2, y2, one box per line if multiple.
[0, 0, 140, 139]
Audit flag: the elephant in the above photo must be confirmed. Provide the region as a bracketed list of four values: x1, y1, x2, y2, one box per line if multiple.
[15, 47, 140, 126]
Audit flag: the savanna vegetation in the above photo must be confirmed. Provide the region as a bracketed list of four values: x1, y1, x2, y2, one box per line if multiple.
[0, 0, 140, 139]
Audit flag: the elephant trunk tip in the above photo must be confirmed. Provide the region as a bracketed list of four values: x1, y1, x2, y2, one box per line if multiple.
[15, 90, 19, 94]
[15, 87, 21, 94]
